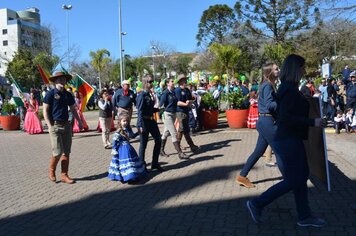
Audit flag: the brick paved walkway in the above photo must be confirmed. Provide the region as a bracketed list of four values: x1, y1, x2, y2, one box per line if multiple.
[0, 110, 355, 235]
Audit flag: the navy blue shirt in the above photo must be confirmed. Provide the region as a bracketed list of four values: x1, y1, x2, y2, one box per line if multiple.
[275, 82, 314, 141]
[43, 88, 75, 121]
[112, 88, 136, 109]
[175, 87, 192, 114]
[160, 88, 178, 113]
[136, 90, 155, 128]
[258, 81, 277, 116]
[346, 82, 356, 105]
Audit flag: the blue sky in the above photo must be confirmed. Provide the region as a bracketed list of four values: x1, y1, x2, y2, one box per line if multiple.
[1, 0, 237, 62]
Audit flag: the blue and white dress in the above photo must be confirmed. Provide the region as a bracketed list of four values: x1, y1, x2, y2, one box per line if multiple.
[108, 129, 146, 182]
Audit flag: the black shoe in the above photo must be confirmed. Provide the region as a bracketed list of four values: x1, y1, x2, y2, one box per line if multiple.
[247, 200, 262, 223]
[151, 164, 165, 172]
[297, 216, 326, 227]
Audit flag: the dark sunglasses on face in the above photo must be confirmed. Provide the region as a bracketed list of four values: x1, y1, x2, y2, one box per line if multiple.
[148, 80, 154, 83]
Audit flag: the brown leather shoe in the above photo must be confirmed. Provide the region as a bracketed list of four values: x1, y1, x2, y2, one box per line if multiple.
[60, 155, 75, 184]
[48, 156, 60, 182]
[60, 174, 75, 184]
[236, 175, 255, 188]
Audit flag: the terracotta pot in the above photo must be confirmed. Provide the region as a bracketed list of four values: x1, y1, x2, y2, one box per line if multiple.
[202, 110, 218, 129]
[0, 115, 21, 130]
[225, 109, 249, 129]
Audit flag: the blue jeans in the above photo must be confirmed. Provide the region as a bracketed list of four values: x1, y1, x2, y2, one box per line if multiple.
[240, 116, 282, 177]
[252, 137, 311, 221]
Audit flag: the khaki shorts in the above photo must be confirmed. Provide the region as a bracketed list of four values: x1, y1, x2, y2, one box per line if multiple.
[49, 122, 72, 158]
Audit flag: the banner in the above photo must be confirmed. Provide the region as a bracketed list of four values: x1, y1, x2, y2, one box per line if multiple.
[304, 97, 331, 191]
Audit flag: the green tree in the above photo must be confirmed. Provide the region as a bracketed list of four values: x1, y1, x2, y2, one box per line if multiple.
[171, 55, 194, 75]
[234, 0, 320, 43]
[209, 43, 242, 86]
[196, 4, 236, 47]
[89, 49, 111, 91]
[132, 57, 150, 80]
[263, 43, 294, 66]
[33, 52, 60, 75]
[5, 49, 39, 89]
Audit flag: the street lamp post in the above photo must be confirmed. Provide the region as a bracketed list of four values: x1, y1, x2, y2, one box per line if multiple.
[118, 0, 128, 85]
[150, 45, 157, 81]
[62, 4, 72, 70]
[331, 32, 337, 57]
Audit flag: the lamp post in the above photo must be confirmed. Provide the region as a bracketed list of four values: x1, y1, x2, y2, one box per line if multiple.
[62, 4, 72, 70]
[331, 32, 337, 58]
[150, 45, 157, 81]
[121, 32, 127, 82]
[163, 64, 167, 79]
[118, 0, 128, 84]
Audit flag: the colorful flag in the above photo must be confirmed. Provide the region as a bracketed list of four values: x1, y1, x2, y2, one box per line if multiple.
[8, 73, 29, 107]
[37, 64, 50, 85]
[68, 74, 94, 112]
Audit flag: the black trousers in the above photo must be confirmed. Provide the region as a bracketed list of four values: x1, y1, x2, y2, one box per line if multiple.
[139, 119, 161, 166]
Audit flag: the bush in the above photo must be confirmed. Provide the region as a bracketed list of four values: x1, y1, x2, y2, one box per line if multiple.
[201, 92, 218, 110]
[1, 101, 17, 116]
[222, 90, 249, 110]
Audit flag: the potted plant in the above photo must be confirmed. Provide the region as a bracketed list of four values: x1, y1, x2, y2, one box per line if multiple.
[200, 92, 219, 129]
[0, 101, 20, 130]
[223, 90, 250, 128]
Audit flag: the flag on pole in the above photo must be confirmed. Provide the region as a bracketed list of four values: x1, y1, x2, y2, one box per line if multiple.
[8, 73, 29, 107]
[67, 74, 94, 112]
[37, 64, 50, 85]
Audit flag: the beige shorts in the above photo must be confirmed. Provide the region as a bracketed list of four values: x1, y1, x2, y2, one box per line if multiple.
[49, 122, 72, 158]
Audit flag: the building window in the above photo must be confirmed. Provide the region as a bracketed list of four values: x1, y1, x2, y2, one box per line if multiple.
[3, 40, 8, 46]
[2, 29, 7, 35]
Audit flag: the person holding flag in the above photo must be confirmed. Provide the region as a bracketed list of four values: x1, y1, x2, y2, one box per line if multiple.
[43, 71, 83, 184]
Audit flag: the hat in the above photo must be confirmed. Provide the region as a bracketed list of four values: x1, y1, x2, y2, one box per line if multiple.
[350, 71, 356, 78]
[122, 80, 130, 85]
[177, 74, 188, 83]
[48, 71, 72, 83]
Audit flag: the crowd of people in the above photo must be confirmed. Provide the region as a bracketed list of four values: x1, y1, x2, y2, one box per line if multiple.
[2, 56, 356, 228]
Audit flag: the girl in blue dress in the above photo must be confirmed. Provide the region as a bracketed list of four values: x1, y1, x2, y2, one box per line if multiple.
[108, 114, 146, 182]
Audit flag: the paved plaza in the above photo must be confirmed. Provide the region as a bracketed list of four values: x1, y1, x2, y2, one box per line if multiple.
[0, 110, 355, 235]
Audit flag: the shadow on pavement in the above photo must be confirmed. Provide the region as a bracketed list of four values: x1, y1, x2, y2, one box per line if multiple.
[0, 161, 355, 235]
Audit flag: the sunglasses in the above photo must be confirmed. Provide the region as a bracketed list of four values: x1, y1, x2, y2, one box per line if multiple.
[148, 80, 154, 83]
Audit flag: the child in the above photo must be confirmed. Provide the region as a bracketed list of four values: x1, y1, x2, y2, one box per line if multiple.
[334, 110, 345, 134]
[345, 108, 355, 133]
[247, 91, 258, 129]
[108, 114, 146, 183]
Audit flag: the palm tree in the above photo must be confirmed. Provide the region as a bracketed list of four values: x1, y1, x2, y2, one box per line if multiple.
[89, 49, 111, 91]
[209, 43, 241, 92]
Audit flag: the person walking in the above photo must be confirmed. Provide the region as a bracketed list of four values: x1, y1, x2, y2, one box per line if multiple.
[23, 91, 44, 134]
[43, 71, 83, 184]
[98, 89, 114, 149]
[136, 75, 164, 172]
[72, 91, 89, 132]
[246, 54, 327, 227]
[175, 74, 199, 153]
[236, 63, 279, 188]
[107, 113, 146, 182]
[159, 78, 188, 159]
[112, 80, 136, 126]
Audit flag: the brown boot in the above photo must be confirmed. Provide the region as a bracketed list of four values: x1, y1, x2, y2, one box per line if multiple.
[48, 156, 60, 182]
[183, 133, 199, 153]
[173, 141, 189, 159]
[236, 175, 255, 188]
[60, 155, 75, 184]
[160, 139, 169, 157]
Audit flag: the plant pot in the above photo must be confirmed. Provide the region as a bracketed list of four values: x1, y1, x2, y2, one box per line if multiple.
[225, 109, 249, 129]
[202, 110, 218, 129]
[0, 115, 21, 130]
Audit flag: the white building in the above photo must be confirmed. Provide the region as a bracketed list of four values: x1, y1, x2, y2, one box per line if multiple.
[0, 7, 51, 76]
